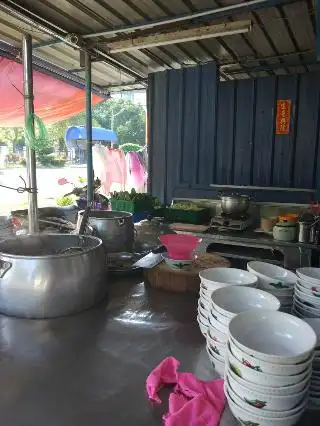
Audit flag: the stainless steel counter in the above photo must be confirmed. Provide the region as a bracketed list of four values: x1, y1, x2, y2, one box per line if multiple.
[0, 276, 316, 425]
[204, 229, 318, 250]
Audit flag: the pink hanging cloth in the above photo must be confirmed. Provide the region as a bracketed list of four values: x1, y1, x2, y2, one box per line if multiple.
[146, 357, 226, 426]
[126, 151, 147, 189]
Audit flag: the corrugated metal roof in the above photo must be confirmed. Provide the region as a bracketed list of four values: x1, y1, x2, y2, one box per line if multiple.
[0, 0, 318, 91]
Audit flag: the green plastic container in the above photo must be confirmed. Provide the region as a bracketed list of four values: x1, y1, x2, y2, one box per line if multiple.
[110, 198, 154, 214]
[163, 207, 210, 224]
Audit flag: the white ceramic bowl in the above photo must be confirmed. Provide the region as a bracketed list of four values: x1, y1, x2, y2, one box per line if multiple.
[197, 307, 209, 325]
[226, 367, 309, 411]
[210, 306, 230, 326]
[208, 311, 228, 335]
[207, 349, 225, 377]
[197, 315, 207, 336]
[207, 343, 225, 363]
[199, 288, 211, 302]
[226, 386, 304, 426]
[226, 344, 311, 387]
[229, 336, 313, 376]
[199, 267, 258, 291]
[207, 337, 226, 359]
[296, 267, 320, 286]
[298, 278, 320, 293]
[247, 261, 296, 291]
[207, 323, 228, 344]
[225, 381, 307, 418]
[211, 286, 280, 319]
[229, 310, 317, 365]
[293, 296, 320, 316]
[207, 329, 227, 351]
[162, 253, 192, 269]
[225, 366, 312, 397]
[296, 281, 320, 299]
[295, 286, 320, 307]
[199, 301, 211, 316]
[303, 318, 320, 343]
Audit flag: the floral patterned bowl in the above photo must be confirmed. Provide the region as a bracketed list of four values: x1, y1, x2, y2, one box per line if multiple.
[162, 253, 192, 269]
[226, 344, 312, 387]
[229, 337, 313, 376]
[226, 386, 305, 426]
[225, 380, 308, 418]
[227, 363, 312, 395]
[247, 261, 296, 292]
[229, 310, 317, 365]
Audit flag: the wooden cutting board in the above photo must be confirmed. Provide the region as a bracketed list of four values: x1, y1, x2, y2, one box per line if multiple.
[144, 253, 230, 293]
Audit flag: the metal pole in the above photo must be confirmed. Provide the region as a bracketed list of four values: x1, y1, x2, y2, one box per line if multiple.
[22, 33, 39, 234]
[85, 52, 93, 205]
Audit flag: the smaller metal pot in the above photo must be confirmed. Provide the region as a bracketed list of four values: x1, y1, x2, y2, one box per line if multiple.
[219, 194, 250, 216]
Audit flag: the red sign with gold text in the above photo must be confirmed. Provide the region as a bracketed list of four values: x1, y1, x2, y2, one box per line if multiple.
[276, 100, 292, 135]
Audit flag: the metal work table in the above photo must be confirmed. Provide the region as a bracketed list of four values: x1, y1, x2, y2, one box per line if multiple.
[0, 276, 317, 425]
[185, 230, 318, 268]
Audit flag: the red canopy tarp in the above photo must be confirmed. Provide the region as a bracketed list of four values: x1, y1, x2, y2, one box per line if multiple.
[0, 57, 103, 127]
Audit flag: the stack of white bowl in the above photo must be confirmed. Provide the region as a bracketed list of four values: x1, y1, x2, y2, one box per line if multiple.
[292, 267, 320, 318]
[205, 284, 280, 377]
[247, 261, 296, 313]
[225, 310, 316, 426]
[197, 268, 258, 338]
[303, 318, 320, 410]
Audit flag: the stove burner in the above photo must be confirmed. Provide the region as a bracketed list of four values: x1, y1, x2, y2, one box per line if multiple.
[220, 212, 250, 221]
[210, 214, 252, 232]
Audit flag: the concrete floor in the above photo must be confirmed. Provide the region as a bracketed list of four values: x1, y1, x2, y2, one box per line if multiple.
[0, 276, 318, 425]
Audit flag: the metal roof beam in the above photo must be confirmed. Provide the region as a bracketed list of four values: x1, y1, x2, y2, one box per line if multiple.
[225, 58, 318, 74]
[82, 0, 298, 38]
[29, 0, 299, 48]
[105, 21, 252, 53]
[0, 0, 145, 81]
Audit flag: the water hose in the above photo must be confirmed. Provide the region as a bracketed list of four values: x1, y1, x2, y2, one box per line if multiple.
[24, 113, 48, 152]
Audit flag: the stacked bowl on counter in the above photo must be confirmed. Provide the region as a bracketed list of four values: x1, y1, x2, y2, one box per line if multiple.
[303, 318, 320, 409]
[197, 268, 281, 377]
[292, 267, 320, 318]
[225, 310, 317, 426]
[247, 261, 296, 313]
[197, 268, 258, 338]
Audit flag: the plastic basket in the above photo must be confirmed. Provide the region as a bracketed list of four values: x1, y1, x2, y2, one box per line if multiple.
[163, 208, 210, 224]
[110, 199, 154, 214]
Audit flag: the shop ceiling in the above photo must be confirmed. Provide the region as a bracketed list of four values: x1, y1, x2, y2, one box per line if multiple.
[0, 0, 317, 93]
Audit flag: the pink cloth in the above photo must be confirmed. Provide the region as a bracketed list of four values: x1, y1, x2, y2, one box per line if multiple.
[126, 151, 147, 189]
[146, 357, 225, 426]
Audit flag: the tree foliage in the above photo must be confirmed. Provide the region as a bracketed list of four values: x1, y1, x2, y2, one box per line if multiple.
[0, 97, 146, 151]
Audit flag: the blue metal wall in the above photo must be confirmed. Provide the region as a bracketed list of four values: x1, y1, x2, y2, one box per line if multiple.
[148, 64, 320, 204]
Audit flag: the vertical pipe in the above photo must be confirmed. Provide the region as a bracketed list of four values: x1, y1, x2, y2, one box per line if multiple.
[85, 52, 93, 205]
[22, 34, 39, 234]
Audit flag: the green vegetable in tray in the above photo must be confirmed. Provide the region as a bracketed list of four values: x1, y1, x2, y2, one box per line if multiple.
[110, 189, 157, 204]
[169, 202, 204, 211]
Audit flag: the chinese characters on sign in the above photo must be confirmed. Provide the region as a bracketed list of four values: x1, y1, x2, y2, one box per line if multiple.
[276, 100, 292, 135]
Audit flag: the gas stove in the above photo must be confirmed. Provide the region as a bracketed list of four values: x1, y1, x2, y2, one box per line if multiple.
[210, 213, 252, 232]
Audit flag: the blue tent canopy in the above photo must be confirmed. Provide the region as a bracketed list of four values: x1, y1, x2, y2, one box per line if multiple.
[65, 126, 117, 145]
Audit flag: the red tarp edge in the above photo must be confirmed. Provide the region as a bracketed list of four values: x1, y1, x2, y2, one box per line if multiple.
[0, 57, 104, 127]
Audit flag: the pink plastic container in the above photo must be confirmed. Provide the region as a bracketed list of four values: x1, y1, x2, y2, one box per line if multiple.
[159, 234, 201, 260]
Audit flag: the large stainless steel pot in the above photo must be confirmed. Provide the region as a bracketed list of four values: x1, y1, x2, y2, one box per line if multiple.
[80, 210, 134, 253]
[0, 234, 107, 318]
[219, 194, 250, 215]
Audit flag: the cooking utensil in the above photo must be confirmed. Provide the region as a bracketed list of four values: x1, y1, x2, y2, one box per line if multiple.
[0, 234, 106, 318]
[132, 245, 167, 268]
[77, 210, 134, 253]
[219, 193, 250, 216]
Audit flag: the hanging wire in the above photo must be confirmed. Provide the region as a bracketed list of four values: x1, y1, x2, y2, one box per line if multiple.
[0, 176, 37, 194]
